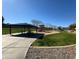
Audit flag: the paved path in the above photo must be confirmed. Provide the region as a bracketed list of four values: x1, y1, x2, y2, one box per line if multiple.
[44, 31, 60, 35]
[2, 34, 36, 59]
[2, 31, 59, 59]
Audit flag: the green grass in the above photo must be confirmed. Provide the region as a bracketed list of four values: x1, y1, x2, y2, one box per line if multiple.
[32, 31, 76, 46]
[2, 28, 10, 34]
[2, 28, 35, 34]
[2, 28, 24, 34]
[2, 27, 36, 34]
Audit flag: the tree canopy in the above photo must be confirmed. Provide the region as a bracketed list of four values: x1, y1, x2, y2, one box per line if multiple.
[2, 16, 4, 24]
[31, 20, 43, 26]
[69, 23, 76, 30]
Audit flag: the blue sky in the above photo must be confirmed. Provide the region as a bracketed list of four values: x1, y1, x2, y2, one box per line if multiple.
[2, 0, 76, 27]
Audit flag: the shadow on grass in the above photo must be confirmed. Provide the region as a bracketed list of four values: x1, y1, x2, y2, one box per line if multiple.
[12, 32, 45, 39]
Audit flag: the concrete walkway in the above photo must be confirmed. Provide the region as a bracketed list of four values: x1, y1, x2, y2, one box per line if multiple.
[44, 31, 60, 35]
[2, 34, 36, 59]
[2, 31, 59, 59]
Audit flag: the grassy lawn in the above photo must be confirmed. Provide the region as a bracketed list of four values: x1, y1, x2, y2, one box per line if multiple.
[2, 28, 10, 34]
[2, 28, 24, 34]
[2, 27, 36, 34]
[32, 31, 76, 46]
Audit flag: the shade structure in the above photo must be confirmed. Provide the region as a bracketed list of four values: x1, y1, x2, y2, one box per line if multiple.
[9, 23, 38, 28]
[3, 23, 38, 34]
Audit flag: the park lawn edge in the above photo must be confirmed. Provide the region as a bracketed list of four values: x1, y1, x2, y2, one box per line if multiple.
[32, 31, 76, 46]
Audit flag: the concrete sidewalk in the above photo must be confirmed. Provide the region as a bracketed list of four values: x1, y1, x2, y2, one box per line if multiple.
[2, 34, 36, 59]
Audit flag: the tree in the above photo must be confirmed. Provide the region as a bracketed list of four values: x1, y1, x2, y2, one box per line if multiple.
[58, 26, 64, 31]
[31, 20, 43, 26]
[69, 23, 76, 30]
[39, 25, 45, 28]
[2, 16, 4, 24]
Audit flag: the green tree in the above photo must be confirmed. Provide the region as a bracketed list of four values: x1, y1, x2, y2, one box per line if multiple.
[31, 20, 43, 26]
[2, 16, 4, 24]
[69, 23, 76, 30]
[58, 26, 64, 31]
